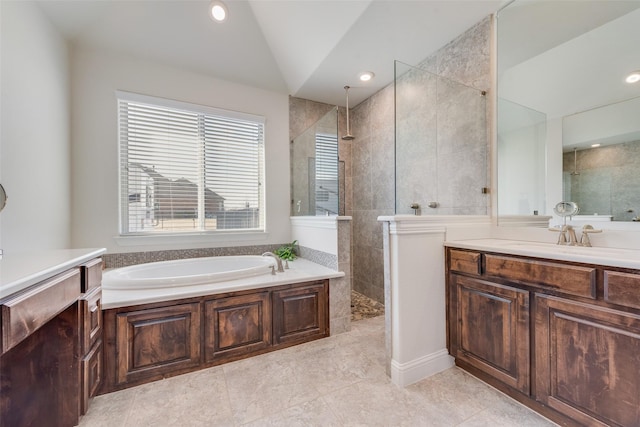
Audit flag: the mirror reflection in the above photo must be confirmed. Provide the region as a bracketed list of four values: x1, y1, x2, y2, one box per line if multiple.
[562, 96, 640, 221]
[497, 0, 640, 225]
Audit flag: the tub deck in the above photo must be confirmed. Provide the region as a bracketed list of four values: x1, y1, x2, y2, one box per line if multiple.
[102, 258, 344, 309]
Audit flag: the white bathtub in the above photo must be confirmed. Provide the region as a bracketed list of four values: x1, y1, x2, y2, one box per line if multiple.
[101, 257, 345, 310]
[103, 255, 277, 290]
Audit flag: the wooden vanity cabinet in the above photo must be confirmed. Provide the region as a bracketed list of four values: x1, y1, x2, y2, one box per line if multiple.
[446, 247, 640, 426]
[79, 260, 104, 415]
[448, 274, 530, 393]
[0, 256, 103, 427]
[535, 294, 640, 427]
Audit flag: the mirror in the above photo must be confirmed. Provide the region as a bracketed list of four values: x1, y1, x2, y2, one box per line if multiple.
[562, 96, 640, 222]
[496, 0, 640, 226]
[290, 107, 341, 216]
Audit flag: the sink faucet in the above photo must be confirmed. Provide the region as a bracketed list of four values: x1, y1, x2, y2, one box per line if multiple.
[549, 224, 602, 246]
[579, 224, 602, 247]
[262, 252, 284, 273]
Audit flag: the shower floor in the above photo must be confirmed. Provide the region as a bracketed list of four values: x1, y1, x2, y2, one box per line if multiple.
[351, 290, 384, 321]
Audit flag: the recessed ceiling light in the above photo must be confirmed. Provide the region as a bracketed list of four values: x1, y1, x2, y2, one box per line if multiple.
[209, 1, 228, 23]
[358, 71, 375, 82]
[625, 70, 640, 84]
[591, 143, 601, 148]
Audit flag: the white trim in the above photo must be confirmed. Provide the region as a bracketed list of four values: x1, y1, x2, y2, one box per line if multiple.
[115, 90, 265, 124]
[290, 216, 340, 230]
[378, 215, 491, 235]
[498, 215, 552, 227]
[390, 350, 454, 387]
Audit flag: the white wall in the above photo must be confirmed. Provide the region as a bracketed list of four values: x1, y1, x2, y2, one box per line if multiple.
[70, 47, 291, 253]
[0, 1, 71, 253]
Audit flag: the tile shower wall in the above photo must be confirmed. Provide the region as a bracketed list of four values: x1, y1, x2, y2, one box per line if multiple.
[349, 17, 492, 302]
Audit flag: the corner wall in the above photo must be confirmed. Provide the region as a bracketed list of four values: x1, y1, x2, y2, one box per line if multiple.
[70, 47, 291, 253]
[0, 1, 71, 253]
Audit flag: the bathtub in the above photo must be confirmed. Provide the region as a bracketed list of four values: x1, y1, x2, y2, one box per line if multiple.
[101, 256, 344, 310]
[103, 255, 277, 290]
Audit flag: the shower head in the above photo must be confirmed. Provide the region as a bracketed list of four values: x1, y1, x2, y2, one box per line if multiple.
[342, 134, 355, 141]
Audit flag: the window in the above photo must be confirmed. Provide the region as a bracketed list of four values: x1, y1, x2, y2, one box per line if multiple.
[117, 91, 265, 235]
[314, 133, 339, 215]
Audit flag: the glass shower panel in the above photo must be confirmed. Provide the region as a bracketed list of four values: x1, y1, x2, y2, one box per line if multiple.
[394, 61, 488, 215]
[290, 107, 340, 216]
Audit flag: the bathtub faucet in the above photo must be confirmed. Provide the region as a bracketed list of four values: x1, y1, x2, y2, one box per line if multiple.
[262, 252, 284, 273]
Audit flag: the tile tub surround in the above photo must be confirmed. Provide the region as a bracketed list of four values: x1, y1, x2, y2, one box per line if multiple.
[102, 244, 284, 269]
[79, 316, 555, 427]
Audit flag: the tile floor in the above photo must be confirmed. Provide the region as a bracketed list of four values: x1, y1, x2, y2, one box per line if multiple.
[81, 315, 557, 426]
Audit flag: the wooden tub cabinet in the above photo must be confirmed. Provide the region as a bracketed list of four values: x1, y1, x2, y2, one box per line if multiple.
[101, 279, 329, 393]
[446, 247, 640, 427]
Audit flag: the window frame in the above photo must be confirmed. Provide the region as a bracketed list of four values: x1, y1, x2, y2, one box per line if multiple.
[116, 90, 267, 238]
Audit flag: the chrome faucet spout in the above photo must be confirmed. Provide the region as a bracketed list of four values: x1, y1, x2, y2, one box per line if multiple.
[262, 252, 284, 273]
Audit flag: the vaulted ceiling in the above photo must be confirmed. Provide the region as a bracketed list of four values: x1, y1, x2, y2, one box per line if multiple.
[36, 0, 504, 107]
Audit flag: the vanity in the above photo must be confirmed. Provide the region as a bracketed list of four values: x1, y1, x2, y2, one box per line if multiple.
[0, 249, 106, 427]
[445, 239, 640, 427]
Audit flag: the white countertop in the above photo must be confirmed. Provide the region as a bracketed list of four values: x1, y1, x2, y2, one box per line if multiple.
[445, 238, 640, 270]
[102, 257, 344, 309]
[0, 248, 106, 300]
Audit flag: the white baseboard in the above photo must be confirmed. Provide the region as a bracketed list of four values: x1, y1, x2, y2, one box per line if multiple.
[390, 349, 454, 387]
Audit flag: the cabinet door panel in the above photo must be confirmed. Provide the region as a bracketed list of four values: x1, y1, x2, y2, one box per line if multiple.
[115, 303, 201, 384]
[273, 282, 328, 346]
[80, 287, 102, 354]
[81, 340, 102, 415]
[204, 292, 270, 363]
[535, 295, 640, 427]
[453, 275, 530, 393]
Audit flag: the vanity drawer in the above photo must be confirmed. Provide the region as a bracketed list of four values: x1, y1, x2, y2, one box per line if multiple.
[485, 254, 596, 299]
[1, 268, 81, 354]
[449, 250, 481, 275]
[604, 271, 640, 310]
[81, 258, 103, 293]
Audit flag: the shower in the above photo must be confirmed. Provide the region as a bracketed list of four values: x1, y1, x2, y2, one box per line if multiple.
[342, 86, 355, 140]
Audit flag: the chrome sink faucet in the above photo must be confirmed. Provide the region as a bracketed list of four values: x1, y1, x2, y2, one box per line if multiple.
[262, 252, 284, 272]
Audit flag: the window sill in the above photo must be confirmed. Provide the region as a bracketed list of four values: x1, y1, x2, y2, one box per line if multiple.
[113, 231, 269, 247]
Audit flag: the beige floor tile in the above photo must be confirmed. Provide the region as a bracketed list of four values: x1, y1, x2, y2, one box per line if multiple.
[80, 316, 555, 427]
[242, 397, 343, 427]
[223, 350, 321, 424]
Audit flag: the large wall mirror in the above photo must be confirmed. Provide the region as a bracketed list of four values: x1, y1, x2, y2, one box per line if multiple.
[497, 0, 640, 227]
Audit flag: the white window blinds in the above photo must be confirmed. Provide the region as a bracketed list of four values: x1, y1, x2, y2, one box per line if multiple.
[117, 92, 265, 234]
[315, 133, 339, 215]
